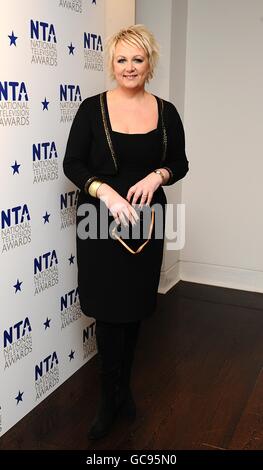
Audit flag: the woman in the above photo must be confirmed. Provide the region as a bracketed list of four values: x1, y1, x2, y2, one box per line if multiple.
[63, 24, 189, 440]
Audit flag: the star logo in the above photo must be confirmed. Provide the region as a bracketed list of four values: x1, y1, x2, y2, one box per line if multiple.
[42, 97, 49, 110]
[68, 42, 75, 55]
[44, 318, 51, 329]
[68, 254, 75, 265]
[8, 31, 18, 46]
[69, 350, 75, 361]
[43, 211, 50, 224]
[15, 390, 24, 404]
[14, 279, 23, 293]
[11, 160, 21, 175]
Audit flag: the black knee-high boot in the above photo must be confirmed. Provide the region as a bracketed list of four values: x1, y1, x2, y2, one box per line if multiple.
[116, 320, 141, 419]
[88, 320, 125, 440]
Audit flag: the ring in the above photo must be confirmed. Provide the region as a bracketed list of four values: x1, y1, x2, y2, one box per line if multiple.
[142, 194, 147, 197]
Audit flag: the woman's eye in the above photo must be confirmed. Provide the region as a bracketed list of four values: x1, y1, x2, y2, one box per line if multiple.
[117, 59, 143, 63]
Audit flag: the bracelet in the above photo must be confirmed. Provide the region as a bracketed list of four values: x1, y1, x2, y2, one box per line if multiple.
[162, 166, 173, 184]
[88, 179, 104, 198]
[153, 169, 165, 184]
[84, 176, 99, 194]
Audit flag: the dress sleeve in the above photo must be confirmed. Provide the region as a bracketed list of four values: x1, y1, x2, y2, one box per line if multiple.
[162, 101, 189, 186]
[63, 98, 98, 192]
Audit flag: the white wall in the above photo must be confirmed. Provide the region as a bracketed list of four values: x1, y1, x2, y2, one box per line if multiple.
[105, 0, 135, 89]
[136, 0, 263, 294]
[181, 0, 263, 292]
[135, 0, 173, 99]
[136, 0, 188, 292]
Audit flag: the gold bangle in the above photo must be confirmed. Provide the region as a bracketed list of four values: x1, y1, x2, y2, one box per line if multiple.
[153, 169, 165, 184]
[84, 176, 98, 194]
[88, 179, 104, 198]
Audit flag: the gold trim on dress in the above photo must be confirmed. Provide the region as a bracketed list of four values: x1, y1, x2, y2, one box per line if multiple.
[100, 92, 118, 172]
[159, 98, 168, 164]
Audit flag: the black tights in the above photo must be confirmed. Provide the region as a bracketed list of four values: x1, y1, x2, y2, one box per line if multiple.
[95, 320, 141, 385]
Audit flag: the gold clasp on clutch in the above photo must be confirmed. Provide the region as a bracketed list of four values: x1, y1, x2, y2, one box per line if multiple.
[111, 207, 155, 255]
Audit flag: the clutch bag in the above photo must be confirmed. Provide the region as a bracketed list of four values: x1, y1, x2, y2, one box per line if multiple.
[111, 206, 155, 255]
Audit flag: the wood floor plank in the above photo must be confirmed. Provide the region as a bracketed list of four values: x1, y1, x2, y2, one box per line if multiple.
[1, 281, 263, 450]
[228, 368, 263, 449]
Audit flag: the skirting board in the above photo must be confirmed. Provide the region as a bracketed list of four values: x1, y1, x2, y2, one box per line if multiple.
[158, 261, 180, 294]
[159, 260, 263, 294]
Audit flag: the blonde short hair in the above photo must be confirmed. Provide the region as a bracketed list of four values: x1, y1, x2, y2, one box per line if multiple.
[104, 24, 160, 84]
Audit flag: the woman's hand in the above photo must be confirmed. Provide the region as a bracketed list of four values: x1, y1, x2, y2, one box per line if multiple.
[96, 183, 139, 226]
[126, 171, 164, 207]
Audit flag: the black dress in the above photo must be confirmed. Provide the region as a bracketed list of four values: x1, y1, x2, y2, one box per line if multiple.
[63, 91, 189, 323]
[76, 98, 167, 323]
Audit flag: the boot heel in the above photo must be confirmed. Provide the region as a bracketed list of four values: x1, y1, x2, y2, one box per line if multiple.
[116, 387, 137, 420]
[88, 369, 119, 440]
[88, 401, 118, 440]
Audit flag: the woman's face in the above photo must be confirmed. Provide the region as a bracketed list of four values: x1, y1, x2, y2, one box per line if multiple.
[112, 40, 150, 89]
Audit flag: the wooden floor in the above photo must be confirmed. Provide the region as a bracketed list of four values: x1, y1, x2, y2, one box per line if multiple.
[1, 280, 263, 450]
